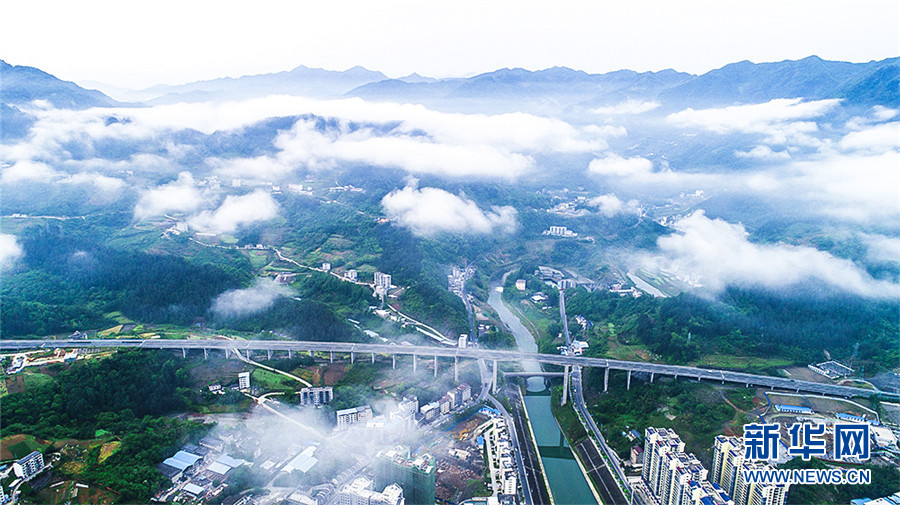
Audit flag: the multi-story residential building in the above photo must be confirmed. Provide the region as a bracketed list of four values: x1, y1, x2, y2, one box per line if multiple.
[338, 477, 405, 505]
[712, 436, 745, 498]
[238, 371, 251, 391]
[374, 272, 392, 290]
[643, 427, 686, 495]
[457, 383, 472, 403]
[390, 396, 419, 432]
[300, 386, 333, 407]
[336, 405, 373, 430]
[713, 436, 787, 505]
[374, 447, 435, 505]
[13, 451, 44, 481]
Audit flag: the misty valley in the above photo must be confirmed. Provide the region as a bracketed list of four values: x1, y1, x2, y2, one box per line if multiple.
[1, 54, 898, 505]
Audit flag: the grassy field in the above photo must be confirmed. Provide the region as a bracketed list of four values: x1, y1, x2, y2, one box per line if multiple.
[23, 371, 54, 390]
[97, 441, 121, 464]
[251, 368, 300, 391]
[0, 434, 52, 461]
[604, 333, 652, 361]
[694, 354, 794, 371]
[36, 480, 118, 505]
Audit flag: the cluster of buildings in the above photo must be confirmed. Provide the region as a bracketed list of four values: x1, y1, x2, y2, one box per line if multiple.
[374, 446, 436, 505]
[607, 282, 643, 298]
[154, 440, 247, 502]
[336, 395, 426, 440]
[637, 428, 789, 505]
[852, 492, 900, 505]
[808, 360, 854, 380]
[543, 225, 578, 238]
[447, 265, 474, 297]
[558, 340, 589, 357]
[711, 436, 789, 505]
[419, 384, 473, 423]
[478, 416, 518, 498]
[336, 405, 375, 430]
[336, 385, 473, 437]
[374, 272, 392, 296]
[337, 477, 404, 505]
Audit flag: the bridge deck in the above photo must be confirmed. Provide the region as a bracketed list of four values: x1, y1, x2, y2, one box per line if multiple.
[0, 339, 887, 399]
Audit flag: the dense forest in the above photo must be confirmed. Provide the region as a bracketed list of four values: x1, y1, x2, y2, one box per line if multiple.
[565, 285, 899, 371]
[2, 351, 208, 501]
[217, 298, 362, 342]
[2, 223, 251, 336]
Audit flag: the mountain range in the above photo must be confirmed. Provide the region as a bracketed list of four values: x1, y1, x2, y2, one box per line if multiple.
[1, 56, 897, 113]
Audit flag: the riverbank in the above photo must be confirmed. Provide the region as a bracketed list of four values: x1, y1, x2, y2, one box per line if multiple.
[488, 277, 598, 505]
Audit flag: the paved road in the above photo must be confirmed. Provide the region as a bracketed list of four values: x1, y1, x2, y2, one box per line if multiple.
[574, 438, 626, 505]
[477, 359, 535, 505]
[561, 289, 631, 504]
[0, 339, 889, 399]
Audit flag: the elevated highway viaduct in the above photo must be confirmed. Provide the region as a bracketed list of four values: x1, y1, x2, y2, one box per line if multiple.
[1, 339, 892, 400]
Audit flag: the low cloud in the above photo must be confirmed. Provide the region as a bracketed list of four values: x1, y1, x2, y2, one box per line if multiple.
[381, 182, 517, 237]
[67, 172, 127, 194]
[790, 151, 900, 225]
[188, 190, 278, 234]
[0, 234, 25, 271]
[666, 98, 840, 145]
[5, 96, 615, 184]
[590, 100, 660, 115]
[644, 212, 900, 298]
[0, 161, 61, 184]
[587, 154, 654, 177]
[734, 145, 791, 161]
[588, 193, 641, 217]
[839, 121, 900, 152]
[211, 278, 291, 319]
[133, 172, 205, 220]
[271, 119, 535, 179]
[861, 234, 900, 265]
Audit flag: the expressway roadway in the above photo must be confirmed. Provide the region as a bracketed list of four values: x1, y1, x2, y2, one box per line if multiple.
[0, 339, 890, 400]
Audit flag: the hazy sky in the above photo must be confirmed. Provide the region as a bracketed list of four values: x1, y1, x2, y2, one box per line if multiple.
[3, 0, 898, 89]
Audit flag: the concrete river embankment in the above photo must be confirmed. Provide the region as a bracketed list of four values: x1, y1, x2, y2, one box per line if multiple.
[488, 281, 598, 505]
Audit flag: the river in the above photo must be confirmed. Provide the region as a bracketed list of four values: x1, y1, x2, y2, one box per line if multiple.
[488, 281, 598, 505]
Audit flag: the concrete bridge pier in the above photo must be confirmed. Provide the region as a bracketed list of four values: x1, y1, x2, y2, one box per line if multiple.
[371, 352, 376, 364]
[329, 351, 334, 363]
[650, 372, 654, 383]
[604, 367, 610, 393]
[182, 348, 186, 358]
[288, 350, 293, 359]
[392, 354, 396, 369]
[203, 348, 208, 360]
[454, 357, 459, 382]
[492, 360, 498, 393]
[627, 370, 632, 391]
[562, 366, 570, 405]
[413, 354, 417, 373]
[350, 352, 355, 364]
[308, 349, 313, 358]
[267, 350, 272, 361]
[434, 356, 438, 377]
